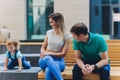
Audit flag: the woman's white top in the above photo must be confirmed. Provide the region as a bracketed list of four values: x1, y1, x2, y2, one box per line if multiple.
[46, 29, 71, 52]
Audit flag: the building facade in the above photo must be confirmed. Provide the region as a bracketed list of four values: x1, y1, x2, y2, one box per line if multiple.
[0, 0, 120, 40]
[0, 0, 89, 40]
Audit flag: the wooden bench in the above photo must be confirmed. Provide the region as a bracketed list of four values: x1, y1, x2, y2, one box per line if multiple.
[0, 42, 43, 45]
[38, 40, 120, 80]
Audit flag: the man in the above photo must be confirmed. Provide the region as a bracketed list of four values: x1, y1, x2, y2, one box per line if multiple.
[70, 23, 110, 80]
[0, 26, 10, 43]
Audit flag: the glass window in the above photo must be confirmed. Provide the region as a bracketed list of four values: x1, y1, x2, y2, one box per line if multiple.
[114, 22, 119, 38]
[90, 0, 120, 39]
[90, 0, 110, 39]
[95, 6, 99, 16]
[27, 0, 54, 40]
[102, 0, 110, 4]
[112, 7, 120, 39]
[112, 0, 118, 4]
[90, 0, 102, 34]
[102, 6, 110, 34]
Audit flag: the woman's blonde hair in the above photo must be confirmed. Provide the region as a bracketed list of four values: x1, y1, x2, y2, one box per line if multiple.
[6, 39, 20, 50]
[48, 13, 66, 38]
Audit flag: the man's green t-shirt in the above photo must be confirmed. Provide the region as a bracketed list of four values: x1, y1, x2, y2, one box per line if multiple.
[73, 32, 108, 64]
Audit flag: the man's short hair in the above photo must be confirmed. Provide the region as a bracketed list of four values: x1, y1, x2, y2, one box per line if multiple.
[70, 23, 88, 35]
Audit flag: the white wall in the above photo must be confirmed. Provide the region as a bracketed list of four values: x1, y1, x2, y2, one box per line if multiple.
[54, 0, 89, 32]
[0, 0, 89, 40]
[0, 0, 27, 40]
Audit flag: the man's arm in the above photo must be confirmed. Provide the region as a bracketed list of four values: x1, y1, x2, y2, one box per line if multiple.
[86, 51, 109, 73]
[95, 36, 109, 68]
[96, 51, 109, 68]
[74, 50, 89, 75]
[74, 50, 84, 68]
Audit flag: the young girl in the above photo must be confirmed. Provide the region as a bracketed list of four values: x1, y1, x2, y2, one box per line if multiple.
[3, 39, 31, 72]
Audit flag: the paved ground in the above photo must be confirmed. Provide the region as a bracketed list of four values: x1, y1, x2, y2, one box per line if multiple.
[0, 54, 5, 67]
[0, 54, 5, 62]
[0, 67, 41, 80]
[0, 54, 41, 80]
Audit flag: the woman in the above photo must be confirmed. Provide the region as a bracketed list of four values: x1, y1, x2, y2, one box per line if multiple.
[38, 13, 71, 80]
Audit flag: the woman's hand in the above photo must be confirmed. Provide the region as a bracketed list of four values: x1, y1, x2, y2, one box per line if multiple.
[40, 52, 45, 58]
[40, 52, 50, 58]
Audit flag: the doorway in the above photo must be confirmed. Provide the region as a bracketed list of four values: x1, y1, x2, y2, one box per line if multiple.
[110, 5, 120, 39]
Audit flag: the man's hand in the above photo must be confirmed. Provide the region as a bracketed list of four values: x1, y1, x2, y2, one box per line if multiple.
[85, 64, 94, 74]
[81, 65, 90, 75]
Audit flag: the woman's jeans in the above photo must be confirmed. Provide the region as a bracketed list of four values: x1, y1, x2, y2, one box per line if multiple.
[39, 55, 65, 80]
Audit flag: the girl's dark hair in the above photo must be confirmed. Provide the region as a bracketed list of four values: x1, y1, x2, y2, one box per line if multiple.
[70, 23, 88, 35]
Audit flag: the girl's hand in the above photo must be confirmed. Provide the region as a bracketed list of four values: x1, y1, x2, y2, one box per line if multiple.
[17, 68, 22, 72]
[3, 67, 8, 71]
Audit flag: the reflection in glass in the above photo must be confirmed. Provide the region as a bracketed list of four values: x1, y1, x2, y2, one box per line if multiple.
[27, 0, 53, 40]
